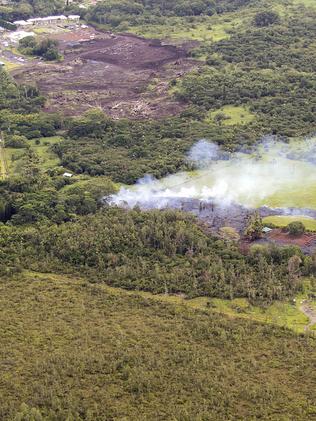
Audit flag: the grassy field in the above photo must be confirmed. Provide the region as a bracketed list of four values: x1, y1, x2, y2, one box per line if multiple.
[28, 136, 61, 169]
[261, 184, 316, 209]
[5, 136, 62, 175]
[130, 13, 245, 42]
[206, 105, 256, 126]
[0, 271, 315, 420]
[263, 215, 316, 231]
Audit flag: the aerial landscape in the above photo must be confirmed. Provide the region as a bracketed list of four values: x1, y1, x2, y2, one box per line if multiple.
[0, 0, 316, 419]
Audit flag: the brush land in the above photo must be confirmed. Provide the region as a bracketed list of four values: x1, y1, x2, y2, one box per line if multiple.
[1, 0, 316, 418]
[0, 271, 316, 420]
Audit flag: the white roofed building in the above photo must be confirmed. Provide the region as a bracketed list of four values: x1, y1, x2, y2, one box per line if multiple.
[14, 15, 80, 29]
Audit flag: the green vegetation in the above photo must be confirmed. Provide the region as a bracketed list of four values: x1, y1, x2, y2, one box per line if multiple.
[5, 136, 62, 174]
[206, 105, 255, 126]
[0, 272, 315, 420]
[129, 14, 244, 42]
[209, 297, 309, 332]
[263, 215, 316, 231]
[0, 0, 65, 21]
[19, 36, 61, 61]
[261, 184, 316, 209]
[1, 207, 314, 305]
[0, 0, 316, 417]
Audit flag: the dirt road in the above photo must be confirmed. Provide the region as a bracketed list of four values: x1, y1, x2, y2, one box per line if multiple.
[0, 133, 8, 179]
[300, 300, 316, 331]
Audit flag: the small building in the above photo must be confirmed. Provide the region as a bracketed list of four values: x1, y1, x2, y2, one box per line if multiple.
[63, 172, 73, 178]
[14, 15, 80, 29]
[0, 61, 5, 67]
[262, 226, 273, 234]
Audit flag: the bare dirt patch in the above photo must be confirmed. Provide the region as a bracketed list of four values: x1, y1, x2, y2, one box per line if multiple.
[12, 28, 198, 119]
[245, 229, 316, 254]
[300, 300, 316, 330]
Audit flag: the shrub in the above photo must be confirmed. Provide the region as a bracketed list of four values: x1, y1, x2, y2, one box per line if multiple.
[254, 11, 280, 27]
[5, 135, 28, 148]
[287, 221, 306, 236]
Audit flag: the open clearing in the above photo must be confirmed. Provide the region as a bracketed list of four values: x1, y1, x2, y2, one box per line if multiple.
[263, 215, 316, 231]
[206, 105, 255, 126]
[12, 29, 198, 119]
[5, 136, 62, 175]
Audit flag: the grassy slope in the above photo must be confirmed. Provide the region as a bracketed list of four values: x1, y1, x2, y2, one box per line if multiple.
[263, 215, 316, 231]
[0, 272, 315, 420]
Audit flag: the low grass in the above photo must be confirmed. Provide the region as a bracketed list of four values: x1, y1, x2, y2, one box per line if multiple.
[207, 297, 310, 333]
[28, 136, 62, 169]
[261, 184, 316, 209]
[206, 105, 256, 126]
[263, 215, 316, 231]
[0, 57, 21, 71]
[0, 271, 315, 420]
[5, 136, 62, 175]
[130, 14, 244, 42]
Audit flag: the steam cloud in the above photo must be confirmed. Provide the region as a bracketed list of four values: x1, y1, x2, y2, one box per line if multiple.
[188, 139, 221, 166]
[107, 137, 316, 209]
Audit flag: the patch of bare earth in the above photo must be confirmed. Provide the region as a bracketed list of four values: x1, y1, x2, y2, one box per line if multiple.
[265, 229, 316, 253]
[300, 301, 316, 331]
[12, 29, 198, 119]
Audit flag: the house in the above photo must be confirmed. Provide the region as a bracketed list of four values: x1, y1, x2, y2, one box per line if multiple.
[63, 172, 73, 178]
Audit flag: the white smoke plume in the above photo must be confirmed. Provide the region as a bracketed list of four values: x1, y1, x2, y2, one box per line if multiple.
[187, 139, 221, 167]
[108, 137, 316, 209]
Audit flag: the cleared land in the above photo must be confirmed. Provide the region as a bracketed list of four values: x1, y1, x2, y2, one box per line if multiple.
[263, 228, 316, 253]
[5, 136, 62, 175]
[206, 105, 255, 126]
[12, 29, 198, 119]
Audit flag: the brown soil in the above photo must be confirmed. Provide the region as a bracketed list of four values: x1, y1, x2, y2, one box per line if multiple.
[12, 28, 198, 119]
[266, 229, 316, 251]
[241, 229, 316, 254]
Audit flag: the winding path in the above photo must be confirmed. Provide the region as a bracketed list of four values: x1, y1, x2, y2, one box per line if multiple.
[0, 132, 8, 179]
[300, 300, 316, 331]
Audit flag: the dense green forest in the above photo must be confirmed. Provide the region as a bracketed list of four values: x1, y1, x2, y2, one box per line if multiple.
[2, 207, 314, 304]
[1, 0, 316, 418]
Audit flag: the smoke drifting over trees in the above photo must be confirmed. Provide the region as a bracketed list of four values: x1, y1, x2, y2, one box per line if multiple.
[109, 137, 316, 209]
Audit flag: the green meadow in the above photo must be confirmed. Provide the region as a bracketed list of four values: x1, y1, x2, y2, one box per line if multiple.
[129, 13, 246, 42]
[263, 215, 316, 231]
[5, 136, 62, 175]
[206, 105, 256, 126]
